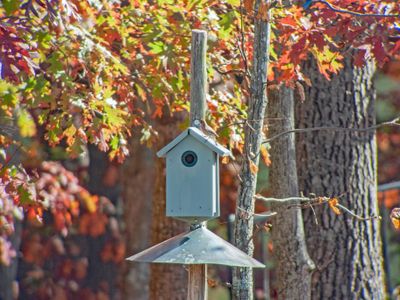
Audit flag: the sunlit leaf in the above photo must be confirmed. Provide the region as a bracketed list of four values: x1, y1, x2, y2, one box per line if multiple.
[328, 198, 341, 215]
[390, 208, 400, 230]
[17, 110, 36, 137]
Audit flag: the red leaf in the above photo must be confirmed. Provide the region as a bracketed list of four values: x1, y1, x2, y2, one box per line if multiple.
[309, 32, 325, 51]
[353, 49, 366, 67]
[372, 38, 387, 66]
[280, 16, 297, 28]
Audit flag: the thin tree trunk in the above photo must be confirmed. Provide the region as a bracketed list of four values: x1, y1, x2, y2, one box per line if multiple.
[267, 87, 314, 299]
[233, 0, 270, 298]
[121, 132, 154, 300]
[149, 119, 187, 300]
[296, 57, 385, 299]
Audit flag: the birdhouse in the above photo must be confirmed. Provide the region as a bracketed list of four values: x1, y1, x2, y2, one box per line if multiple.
[157, 127, 231, 223]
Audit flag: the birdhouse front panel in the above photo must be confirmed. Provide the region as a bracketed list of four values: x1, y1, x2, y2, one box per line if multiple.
[166, 135, 219, 221]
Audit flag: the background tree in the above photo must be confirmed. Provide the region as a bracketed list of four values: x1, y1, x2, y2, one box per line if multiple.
[267, 86, 315, 299]
[296, 57, 385, 299]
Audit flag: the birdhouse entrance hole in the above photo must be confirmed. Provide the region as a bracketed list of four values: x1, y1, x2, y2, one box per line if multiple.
[181, 151, 198, 167]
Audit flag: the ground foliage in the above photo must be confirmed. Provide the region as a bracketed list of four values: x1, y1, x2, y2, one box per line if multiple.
[1, 0, 400, 297]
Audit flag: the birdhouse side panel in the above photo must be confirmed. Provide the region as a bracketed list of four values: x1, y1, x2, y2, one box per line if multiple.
[165, 136, 218, 219]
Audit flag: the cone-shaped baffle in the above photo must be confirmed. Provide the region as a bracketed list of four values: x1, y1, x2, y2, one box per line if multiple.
[126, 225, 264, 268]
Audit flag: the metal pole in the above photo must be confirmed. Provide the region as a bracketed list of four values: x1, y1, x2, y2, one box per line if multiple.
[188, 29, 208, 300]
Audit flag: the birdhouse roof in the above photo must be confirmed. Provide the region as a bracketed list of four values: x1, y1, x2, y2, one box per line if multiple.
[157, 127, 231, 157]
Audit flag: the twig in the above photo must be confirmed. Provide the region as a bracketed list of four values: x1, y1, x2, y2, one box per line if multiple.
[238, 0, 250, 78]
[237, 206, 277, 219]
[255, 195, 325, 206]
[214, 66, 246, 76]
[255, 194, 380, 221]
[315, 0, 400, 18]
[309, 202, 319, 225]
[263, 116, 400, 145]
[337, 204, 381, 221]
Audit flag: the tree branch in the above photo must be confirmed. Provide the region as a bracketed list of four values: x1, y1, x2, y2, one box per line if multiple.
[255, 194, 380, 221]
[315, 0, 400, 18]
[262, 116, 400, 145]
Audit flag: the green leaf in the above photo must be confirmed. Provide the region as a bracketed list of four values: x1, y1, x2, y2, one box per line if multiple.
[17, 185, 34, 205]
[0, 80, 18, 107]
[148, 41, 165, 54]
[110, 135, 119, 150]
[2, 0, 20, 15]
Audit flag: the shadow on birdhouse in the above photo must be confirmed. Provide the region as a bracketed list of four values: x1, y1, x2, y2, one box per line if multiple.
[157, 127, 231, 223]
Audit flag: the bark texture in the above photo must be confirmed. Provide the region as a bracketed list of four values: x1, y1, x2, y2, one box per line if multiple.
[121, 133, 154, 300]
[268, 87, 315, 299]
[296, 57, 385, 299]
[149, 119, 187, 300]
[233, 1, 270, 298]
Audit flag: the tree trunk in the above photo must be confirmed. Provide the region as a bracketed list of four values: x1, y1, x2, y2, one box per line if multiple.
[121, 132, 154, 300]
[296, 57, 385, 299]
[149, 119, 187, 300]
[267, 87, 315, 299]
[86, 146, 122, 299]
[232, 0, 270, 298]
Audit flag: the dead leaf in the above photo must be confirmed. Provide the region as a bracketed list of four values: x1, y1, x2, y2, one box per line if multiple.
[390, 208, 400, 230]
[207, 279, 217, 288]
[260, 145, 271, 166]
[221, 156, 229, 165]
[249, 160, 258, 175]
[328, 198, 341, 215]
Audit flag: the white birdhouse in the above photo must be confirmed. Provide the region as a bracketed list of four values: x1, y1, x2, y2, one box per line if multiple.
[157, 127, 231, 223]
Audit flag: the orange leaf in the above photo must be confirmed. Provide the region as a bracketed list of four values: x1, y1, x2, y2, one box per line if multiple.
[244, 0, 254, 12]
[328, 198, 341, 215]
[390, 208, 400, 230]
[260, 145, 271, 166]
[207, 279, 217, 288]
[249, 160, 258, 175]
[221, 156, 230, 165]
[256, 2, 270, 21]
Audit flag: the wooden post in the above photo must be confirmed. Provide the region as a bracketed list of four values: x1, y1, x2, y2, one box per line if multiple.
[190, 29, 207, 128]
[188, 265, 207, 300]
[188, 29, 208, 300]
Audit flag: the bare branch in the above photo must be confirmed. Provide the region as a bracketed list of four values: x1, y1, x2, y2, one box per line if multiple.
[238, 0, 250, 78]
[337, 204, 381, 221]
[255, 194, 380, 221]
[255, 194, 325, 206]
[316, 0, 400, 18]
[263, 116, 400, 145]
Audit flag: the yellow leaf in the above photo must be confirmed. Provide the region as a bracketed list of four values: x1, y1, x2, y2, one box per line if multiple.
[328, 198, 341, 215]
[249, 160, 258, 175]
[17, 110, 36, 137]
[221, 156, 230, 165]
